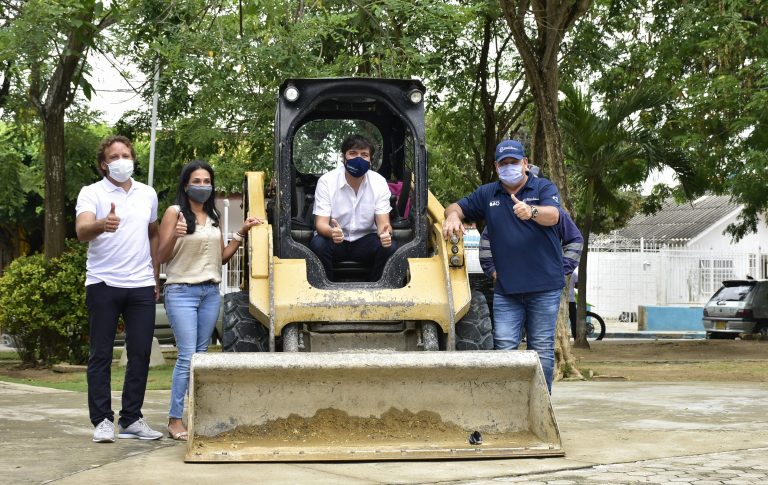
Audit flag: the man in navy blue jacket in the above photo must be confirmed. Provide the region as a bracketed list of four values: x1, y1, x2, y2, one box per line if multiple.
[443, 140, 564, 392]
[479, 208, 583, 340]
[479, 209, 582, 280]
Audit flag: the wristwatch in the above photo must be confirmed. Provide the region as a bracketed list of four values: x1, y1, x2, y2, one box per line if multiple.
[530, 206, 539, 220]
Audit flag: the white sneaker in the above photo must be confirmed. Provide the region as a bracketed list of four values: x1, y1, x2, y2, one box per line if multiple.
[92, 418, 115, 443]
[118, 418, 163, 440]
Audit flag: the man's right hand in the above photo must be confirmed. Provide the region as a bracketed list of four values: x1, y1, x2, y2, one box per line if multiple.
[103, 203, 120, 233]
[442, 212, 465, 241]
[329, 219, 344, 244]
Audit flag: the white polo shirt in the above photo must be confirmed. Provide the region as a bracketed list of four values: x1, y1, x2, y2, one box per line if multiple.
[75, 177, 158, 288]
[313, 166, 392, 242]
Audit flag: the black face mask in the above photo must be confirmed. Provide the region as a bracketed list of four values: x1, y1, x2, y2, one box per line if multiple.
[187, 185, 213, 203]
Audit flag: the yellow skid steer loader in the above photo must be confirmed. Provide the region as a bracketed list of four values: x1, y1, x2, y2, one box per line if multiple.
[186, 78, 562, 462]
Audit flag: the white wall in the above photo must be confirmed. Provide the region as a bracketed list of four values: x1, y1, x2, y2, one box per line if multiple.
[214, 196, 244, 236]
[585, 251, 658, 319]
[688, 211, 768, 253]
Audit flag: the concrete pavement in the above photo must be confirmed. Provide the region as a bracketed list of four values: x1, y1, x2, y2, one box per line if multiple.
[2, 380, 767, 484]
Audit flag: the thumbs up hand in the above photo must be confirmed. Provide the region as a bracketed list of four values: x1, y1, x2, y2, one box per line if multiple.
[329, 219, 344, 244]
[378, 222, 392, 248]
[103, 203, 120, 233]
[510, 194, 532, 220]
[175, 210, 188, 238]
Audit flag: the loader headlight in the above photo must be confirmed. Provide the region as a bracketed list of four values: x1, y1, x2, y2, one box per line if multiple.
[408, 88, 423, 104]
[284, 84, 300, 102]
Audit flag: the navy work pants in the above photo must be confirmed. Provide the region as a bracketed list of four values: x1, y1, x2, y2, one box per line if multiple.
[309, 232, 397, 281]
[86, 283, 155, 429]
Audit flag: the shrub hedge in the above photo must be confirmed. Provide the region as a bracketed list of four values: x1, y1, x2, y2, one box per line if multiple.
[0, 241, 89, 366]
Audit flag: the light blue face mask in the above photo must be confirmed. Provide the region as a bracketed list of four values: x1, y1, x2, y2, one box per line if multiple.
[498, 163, 524, 186]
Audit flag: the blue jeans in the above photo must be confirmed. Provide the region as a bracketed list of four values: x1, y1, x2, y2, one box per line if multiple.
[164, 282, 221, 419]
[493, 288, 562, 392]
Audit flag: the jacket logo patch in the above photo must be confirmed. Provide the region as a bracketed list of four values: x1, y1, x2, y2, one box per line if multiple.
[489, 200, 500, 207]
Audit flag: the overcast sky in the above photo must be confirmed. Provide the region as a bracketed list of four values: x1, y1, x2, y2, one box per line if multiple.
[88, 51, 146, 125]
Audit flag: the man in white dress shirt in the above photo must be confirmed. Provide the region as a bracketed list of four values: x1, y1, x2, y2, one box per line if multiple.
[309, 134, 396, 281]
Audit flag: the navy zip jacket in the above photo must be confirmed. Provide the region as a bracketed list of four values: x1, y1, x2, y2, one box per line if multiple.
[479, 208, 583, 278]
[458, 176, 564, 294]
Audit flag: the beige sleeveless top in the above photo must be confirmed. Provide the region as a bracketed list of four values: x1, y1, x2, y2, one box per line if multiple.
[165, 205, 223, 284]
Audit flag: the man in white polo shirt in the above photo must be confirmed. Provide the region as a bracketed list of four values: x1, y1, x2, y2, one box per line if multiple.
[309, 134, 396, 281]
[75, 135, 163, 443]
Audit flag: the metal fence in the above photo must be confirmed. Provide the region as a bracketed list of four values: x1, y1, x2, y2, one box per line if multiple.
[217, 239, 767, 320]
[585, 239, 767, 319]
[221, 245, 245, 294]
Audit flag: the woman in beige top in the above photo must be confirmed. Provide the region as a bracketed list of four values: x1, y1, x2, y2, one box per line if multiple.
[157, 160, 261, 441]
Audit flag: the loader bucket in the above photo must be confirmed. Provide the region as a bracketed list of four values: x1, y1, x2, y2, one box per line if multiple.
[186, 351, 563, 462]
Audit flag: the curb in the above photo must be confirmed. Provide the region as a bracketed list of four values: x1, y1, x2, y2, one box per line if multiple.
[604, 331, 706, 340]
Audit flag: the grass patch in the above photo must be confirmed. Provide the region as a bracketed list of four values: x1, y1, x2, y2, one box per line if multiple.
[0, 350, 20, 361]
[0, 363, 175, 393]
[581, 360, 768, 382]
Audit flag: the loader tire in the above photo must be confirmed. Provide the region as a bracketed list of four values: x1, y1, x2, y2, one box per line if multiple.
[455, 289, 493, 351]
[222, 291, 269, 352]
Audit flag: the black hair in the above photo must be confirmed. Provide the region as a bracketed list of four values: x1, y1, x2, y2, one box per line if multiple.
[340, 134, 375, 158]
[175, 160, 220, 234]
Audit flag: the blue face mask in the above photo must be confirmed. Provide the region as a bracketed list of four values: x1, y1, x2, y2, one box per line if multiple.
[498, 163, 524, 186]
[344, 156, 370, 178]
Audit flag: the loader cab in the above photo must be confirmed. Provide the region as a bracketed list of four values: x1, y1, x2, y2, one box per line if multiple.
[273, 78, 429, 289]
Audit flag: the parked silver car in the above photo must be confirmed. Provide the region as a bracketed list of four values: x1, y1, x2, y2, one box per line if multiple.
[702, 279, 768, 339]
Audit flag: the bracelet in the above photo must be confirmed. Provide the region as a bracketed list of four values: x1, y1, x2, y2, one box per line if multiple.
[231, 232, 244, 242]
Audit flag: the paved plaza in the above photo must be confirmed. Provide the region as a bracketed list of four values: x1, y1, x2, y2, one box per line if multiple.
[2, 379, 768, 484]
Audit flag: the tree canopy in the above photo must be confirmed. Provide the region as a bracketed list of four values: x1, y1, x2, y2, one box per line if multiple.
[0, 0, 766, 257]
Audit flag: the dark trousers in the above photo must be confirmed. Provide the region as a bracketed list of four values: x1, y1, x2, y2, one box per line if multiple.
[569, 301, 577, 337]
[86, 283, 155, 428]
[309, 232, 397, 281]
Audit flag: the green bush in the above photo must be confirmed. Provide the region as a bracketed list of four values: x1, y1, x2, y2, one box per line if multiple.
[0, 241, 89, 366]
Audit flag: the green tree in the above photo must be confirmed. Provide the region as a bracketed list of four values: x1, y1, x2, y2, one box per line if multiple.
[559, 82, 701, 348]
[428, 0, 533, 205]
[1, 0, 118, 258]
[499, 0, 593, 212]
[571, 0, 768, 239]
[116, 0, 468, 195]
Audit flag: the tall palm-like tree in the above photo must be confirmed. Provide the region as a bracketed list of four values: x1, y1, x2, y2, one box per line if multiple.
[560, 83, 700, 348]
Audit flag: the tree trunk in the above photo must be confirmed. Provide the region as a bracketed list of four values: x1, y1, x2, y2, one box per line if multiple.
[554, 281, 583, 380]
[42, 109, 67, 260]
[573, 180, 595, 348]
[478, 15, 499, 185]
[500, 0, 593, 381]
